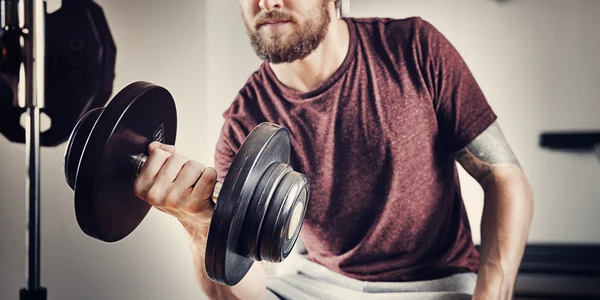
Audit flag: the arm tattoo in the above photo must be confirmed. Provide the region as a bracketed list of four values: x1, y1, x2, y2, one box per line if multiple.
[454, 121, 520, 184]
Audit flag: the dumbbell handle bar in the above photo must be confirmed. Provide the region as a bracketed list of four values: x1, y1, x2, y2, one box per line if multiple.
[132, 154, 222, 205]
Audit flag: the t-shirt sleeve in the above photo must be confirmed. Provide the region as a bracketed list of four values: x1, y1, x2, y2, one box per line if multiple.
[415, 18, 497, 153]
[214, 84, 264, 182]
[214, 117, 248, 182]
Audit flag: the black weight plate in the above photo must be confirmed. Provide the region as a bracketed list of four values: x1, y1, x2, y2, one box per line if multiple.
[241, 162, 292, 261]
[0, 74, 25, 143]
[259, 171, 309, 263]
[205, 123, 290, 286]
[73, 81, 176, 242]
[44, 0, 117, 146]
[0, 27, 22, 75]
[64, 107, 103, 190]
[0, 27, 25, 144]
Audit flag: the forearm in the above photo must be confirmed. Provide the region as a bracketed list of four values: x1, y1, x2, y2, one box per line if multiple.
[132, 144, 267, 299]
[475, 167, 533, 299]
[183, 221, 268, 300]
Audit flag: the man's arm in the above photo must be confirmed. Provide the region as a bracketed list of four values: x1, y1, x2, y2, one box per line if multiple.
[453, 121, 534, 300]
[181, 222, 268, 300]
[133, 142, 267, 300]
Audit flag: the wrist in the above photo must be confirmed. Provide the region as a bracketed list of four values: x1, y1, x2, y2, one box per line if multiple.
[179, 218, 210, 242]
[474, 263, 515, 300]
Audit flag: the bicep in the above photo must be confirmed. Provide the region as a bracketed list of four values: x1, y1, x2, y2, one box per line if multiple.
[453, 121, 520, 186]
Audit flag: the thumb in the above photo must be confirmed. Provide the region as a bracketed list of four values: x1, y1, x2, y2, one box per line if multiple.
[160, 144, 176, 154]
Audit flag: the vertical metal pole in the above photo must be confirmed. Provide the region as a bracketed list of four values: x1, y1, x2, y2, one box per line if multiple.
[24, 0, 44, 291]
[20, 0, 46, 299]
[2, 1, 47, 298]
[25, 105, 42, 291]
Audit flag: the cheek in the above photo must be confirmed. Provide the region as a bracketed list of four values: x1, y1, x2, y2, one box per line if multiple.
[292, 1, 327, 24]
[297, 0, 326, 13]
[239, 0, 259, 22]
[286, 0, 311, 11]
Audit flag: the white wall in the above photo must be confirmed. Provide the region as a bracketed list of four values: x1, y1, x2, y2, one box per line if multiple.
[1, 0, 599, 299]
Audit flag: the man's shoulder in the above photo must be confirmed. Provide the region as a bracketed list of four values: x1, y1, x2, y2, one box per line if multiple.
[348, 16, 423, 27]
[348, 16, 432, 33]
[216, 65, 271, 150]
[348, 16, 440, 45]
[239, 63, 270, 97]
[223, 64, 269, 114]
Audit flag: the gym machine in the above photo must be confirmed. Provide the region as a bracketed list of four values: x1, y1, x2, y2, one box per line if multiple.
[1, 0, 116, 299]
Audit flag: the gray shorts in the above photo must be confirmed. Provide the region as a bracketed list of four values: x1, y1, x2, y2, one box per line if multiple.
[265, 255, 477, 300]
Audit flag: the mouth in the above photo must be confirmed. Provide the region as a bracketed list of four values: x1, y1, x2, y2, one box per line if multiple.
[258, 19, 292, 28]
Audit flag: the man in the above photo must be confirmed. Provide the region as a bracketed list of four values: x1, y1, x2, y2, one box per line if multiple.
[133, 0, 534, 299]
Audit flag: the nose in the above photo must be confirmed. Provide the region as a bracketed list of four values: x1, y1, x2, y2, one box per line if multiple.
[259, 0, 283, 12]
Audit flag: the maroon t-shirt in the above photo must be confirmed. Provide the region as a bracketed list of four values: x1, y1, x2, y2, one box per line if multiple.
[214, 17, 497, 282]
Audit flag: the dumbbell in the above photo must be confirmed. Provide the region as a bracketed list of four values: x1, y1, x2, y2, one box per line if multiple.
[63, 81, 310, 285]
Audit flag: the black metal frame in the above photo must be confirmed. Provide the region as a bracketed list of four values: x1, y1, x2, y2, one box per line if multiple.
[540, 132, 600, 151]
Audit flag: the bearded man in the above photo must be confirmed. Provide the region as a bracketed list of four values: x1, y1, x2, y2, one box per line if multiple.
[133, 0, 534, 299]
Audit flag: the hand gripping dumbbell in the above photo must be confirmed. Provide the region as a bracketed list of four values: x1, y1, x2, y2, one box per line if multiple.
[63, 81, 310, 285]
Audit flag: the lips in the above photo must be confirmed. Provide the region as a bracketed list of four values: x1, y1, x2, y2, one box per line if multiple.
[258, 19, 292, 28]
[264, 20, 288, 24]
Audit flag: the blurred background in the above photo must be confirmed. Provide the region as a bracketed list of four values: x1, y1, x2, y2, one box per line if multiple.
[1, 0, 599, 299]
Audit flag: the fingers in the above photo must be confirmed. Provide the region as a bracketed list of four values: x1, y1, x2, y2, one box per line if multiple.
[133, 142, 218, 224]
[154, 153, 189, 185]
[165, 160, 207, 208]
[188, 167, 218, 213]
[172, 160, 206, 193]
[144, 153, 189, 207]
[133, 145, 173, 201]
[148, 141, 176, 154]
[138, 142, 177, 190]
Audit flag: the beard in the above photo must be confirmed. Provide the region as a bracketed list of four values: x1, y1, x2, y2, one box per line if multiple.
[243, 1, 331, 64]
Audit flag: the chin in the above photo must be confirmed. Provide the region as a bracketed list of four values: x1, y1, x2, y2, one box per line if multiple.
[264, 35, 290, 46]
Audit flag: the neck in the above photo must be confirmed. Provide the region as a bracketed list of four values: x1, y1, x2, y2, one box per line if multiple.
[269, 17, 350, 93]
